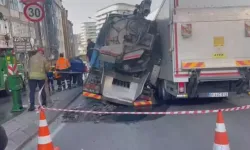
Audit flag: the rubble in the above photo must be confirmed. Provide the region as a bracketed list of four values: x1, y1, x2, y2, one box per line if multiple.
[62, 102, 118, 123]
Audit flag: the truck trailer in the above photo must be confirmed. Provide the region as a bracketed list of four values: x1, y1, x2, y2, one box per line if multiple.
[83, 0, 250, 106]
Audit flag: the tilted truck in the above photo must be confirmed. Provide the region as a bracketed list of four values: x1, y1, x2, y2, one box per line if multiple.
[83, 0, 250, 106]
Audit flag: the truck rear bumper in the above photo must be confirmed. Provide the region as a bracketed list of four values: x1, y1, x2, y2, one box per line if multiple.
[174, 80, 242, 99]
[82, 92, 102, 100]
[102, 96, 154, 107]
[175, 92, 236, 99]
[82, 91, 154, 107]
[197, 92, 236, 98]
[103, 97, 133, 106]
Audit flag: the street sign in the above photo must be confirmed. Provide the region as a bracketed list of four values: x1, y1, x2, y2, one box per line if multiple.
[24, 3, 45, 22]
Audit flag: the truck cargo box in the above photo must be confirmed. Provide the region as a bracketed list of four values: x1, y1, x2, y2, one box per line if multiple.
[156, 0, 250, 82]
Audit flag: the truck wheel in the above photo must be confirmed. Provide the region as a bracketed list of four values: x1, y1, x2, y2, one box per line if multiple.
[157, 80, 172, 102]
[157, 81, 163, 100]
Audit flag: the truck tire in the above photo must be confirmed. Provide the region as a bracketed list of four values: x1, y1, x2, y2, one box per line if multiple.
[157, 80, 172, 102]
[156, 80, 163, 100]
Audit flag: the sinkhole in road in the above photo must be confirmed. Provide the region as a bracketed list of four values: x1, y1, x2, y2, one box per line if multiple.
[61, 102, 168, 124]
[61, 97, 230, 124]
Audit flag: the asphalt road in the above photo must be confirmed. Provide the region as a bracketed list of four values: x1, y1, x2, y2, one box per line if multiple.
[23, 94, 250, 150]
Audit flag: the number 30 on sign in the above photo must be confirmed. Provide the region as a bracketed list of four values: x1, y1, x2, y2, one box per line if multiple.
[24, 2, 45, 22]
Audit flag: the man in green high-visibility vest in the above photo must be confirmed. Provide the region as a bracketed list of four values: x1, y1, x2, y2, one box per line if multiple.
[28, 48, 50, 111]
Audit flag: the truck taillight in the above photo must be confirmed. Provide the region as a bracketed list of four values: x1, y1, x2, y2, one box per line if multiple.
[178, 82, 185, 93]
[181, 23, 192, 38]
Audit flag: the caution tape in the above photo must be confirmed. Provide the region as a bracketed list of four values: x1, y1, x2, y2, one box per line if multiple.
[35, 84, 250, 115]
[40, 105, 250, 115]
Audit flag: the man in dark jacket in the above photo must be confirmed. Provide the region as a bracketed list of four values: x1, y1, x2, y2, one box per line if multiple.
[87, 39, 95, 63]
[0, 125, 8, 150]
[70, 57, 85, 87]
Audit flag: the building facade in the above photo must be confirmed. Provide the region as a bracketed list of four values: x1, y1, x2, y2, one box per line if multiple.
[0, 0, 74, 60]
[5, 0, 37, 71]
[80, 22, 96, 54]
[5, 0, 37, 51]
[43, 0, 62, 59]
[95, 3, 135, 34]
[53, 0, 65, 58]
[0, 1, 13, 49]
[73, 33, 81, 56]
[61, 7, 74, 58]
[67, 20, 74, 58]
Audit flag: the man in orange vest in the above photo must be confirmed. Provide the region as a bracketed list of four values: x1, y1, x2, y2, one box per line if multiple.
[56, 53, 71, 91]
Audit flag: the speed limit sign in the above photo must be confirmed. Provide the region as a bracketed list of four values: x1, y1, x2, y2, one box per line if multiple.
[24, 2, 45, 22]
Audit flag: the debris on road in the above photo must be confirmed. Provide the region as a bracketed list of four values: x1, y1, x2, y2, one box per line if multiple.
[62, 102, 118, 123]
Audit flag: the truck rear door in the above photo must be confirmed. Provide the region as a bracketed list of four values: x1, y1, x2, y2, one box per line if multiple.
[173, 0, 250, 79]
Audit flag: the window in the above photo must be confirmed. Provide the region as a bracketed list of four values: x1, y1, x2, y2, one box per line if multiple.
[10, 0, 19, 10]
[0, 0, 6, 6]
[18, 2, 25, 12]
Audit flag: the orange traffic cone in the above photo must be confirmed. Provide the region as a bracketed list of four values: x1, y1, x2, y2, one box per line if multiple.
[37, 108, 55, 150]
[213, 111, 230, 150]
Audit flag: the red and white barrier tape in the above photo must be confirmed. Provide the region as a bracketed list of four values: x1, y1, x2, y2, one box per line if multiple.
[29, 87, 250, 115]
[41, 105, 250, 115]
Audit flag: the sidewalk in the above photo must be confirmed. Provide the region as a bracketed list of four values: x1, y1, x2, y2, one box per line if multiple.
[0, 86, 54, 124]
[0, 92, 27, 125]
[3, 87, 82, 150]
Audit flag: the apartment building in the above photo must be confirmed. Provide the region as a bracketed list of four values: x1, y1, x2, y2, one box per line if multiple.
[80, 22, 96, 53]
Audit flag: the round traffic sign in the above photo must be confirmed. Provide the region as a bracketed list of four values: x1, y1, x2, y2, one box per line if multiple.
[24, 2, 45, 22]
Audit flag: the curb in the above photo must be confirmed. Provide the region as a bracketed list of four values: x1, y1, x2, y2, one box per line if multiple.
[5, 89, 82, 150]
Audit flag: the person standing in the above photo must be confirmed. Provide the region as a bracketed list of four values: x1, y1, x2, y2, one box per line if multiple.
[28, 48, 49, 111]
[47, 66, 55, 92]
[53, 69, 61, 91]
[70, 57, 85, 87]
[56, 53, 71, 90]
[87, 39, 95, 63]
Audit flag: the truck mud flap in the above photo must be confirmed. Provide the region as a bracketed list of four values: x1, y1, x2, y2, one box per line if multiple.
[187, 70, 200, 98]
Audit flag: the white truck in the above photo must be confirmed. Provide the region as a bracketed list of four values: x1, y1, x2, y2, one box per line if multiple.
[83, 0, 250, 106]
[156, 0, 250, 100]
